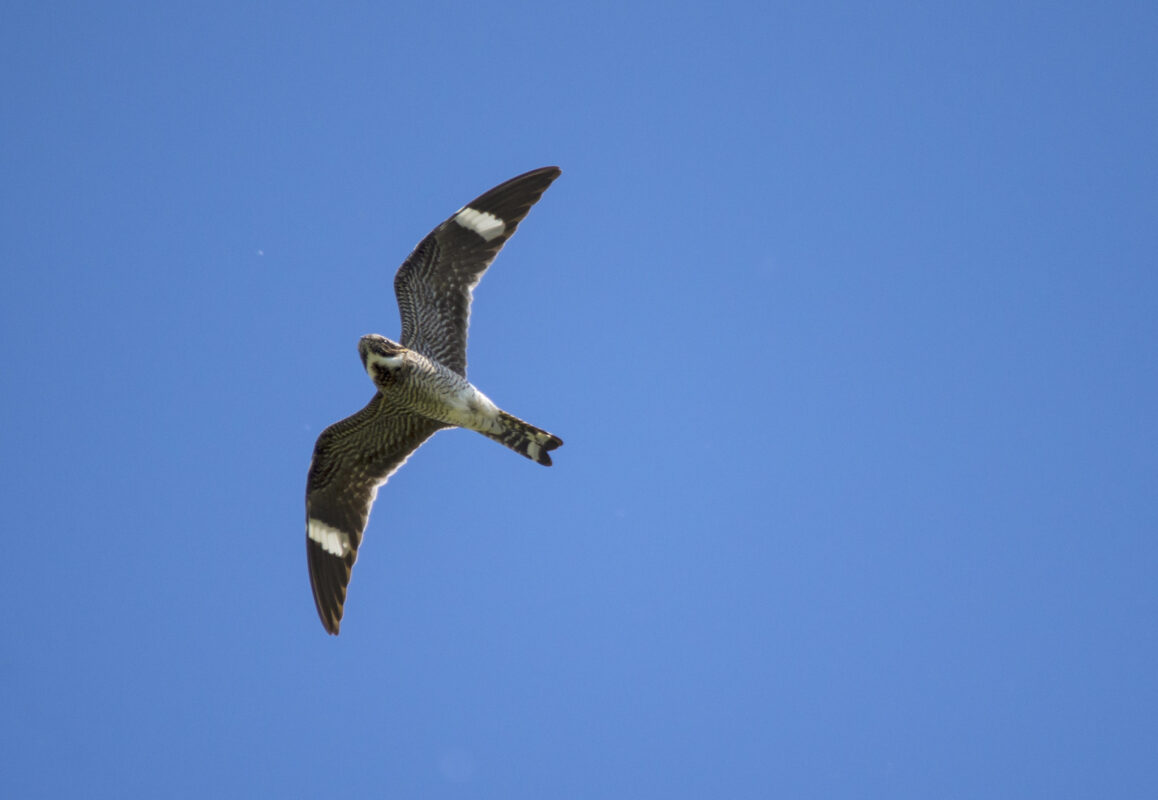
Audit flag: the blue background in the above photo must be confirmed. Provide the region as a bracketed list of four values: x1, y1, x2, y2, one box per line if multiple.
[3, 2, 1156, 797]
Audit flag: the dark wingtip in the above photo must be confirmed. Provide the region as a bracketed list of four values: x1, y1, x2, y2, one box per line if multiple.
[456, 167, 562, 236]
[307, 536, 349, 636]
[519, 165, 561, 179]
[321, 603, 341, 635]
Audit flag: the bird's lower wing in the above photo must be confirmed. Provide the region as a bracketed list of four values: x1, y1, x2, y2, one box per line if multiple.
[305, 393, 447, 634]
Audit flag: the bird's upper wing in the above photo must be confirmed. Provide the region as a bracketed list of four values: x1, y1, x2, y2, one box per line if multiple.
[305, 393, 448, 634]
[394, 166, 561, 376]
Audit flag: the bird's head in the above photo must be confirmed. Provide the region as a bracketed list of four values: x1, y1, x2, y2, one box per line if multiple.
[359, 335, 408, 385]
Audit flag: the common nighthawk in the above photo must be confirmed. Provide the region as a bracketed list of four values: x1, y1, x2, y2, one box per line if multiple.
[305, 167, 563, 634]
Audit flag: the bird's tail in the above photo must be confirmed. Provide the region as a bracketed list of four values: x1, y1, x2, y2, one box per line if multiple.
[483, 411, 563, 466]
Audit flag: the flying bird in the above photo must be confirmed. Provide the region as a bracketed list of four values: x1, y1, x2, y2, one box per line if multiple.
[304, 167, 563, 634]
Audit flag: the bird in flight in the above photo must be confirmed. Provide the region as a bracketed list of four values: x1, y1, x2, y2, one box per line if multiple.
[305, 167, 564, 634]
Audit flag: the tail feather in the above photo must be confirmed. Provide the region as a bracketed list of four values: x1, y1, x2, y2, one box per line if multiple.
[485, 411, 563, 466]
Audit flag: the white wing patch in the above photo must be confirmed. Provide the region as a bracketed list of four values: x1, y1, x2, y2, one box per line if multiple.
[308, 518, 352, 557]
[454, 207, 505, 241]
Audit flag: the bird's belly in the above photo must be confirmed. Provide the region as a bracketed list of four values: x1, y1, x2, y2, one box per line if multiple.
[398, 369, 498, 430]
[442, 382, 500, 428]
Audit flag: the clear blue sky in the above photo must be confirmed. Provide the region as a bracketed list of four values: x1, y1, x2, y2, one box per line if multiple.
[2, 2, 1156, 797]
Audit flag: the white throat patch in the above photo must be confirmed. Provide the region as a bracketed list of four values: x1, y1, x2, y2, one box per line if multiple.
[368, 352, 405, 370]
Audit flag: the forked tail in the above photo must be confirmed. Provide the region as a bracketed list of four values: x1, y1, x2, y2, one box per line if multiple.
[484, 411, 563, 466]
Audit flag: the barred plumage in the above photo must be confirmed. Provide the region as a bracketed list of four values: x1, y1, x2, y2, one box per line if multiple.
[305, 167, 564, 634]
